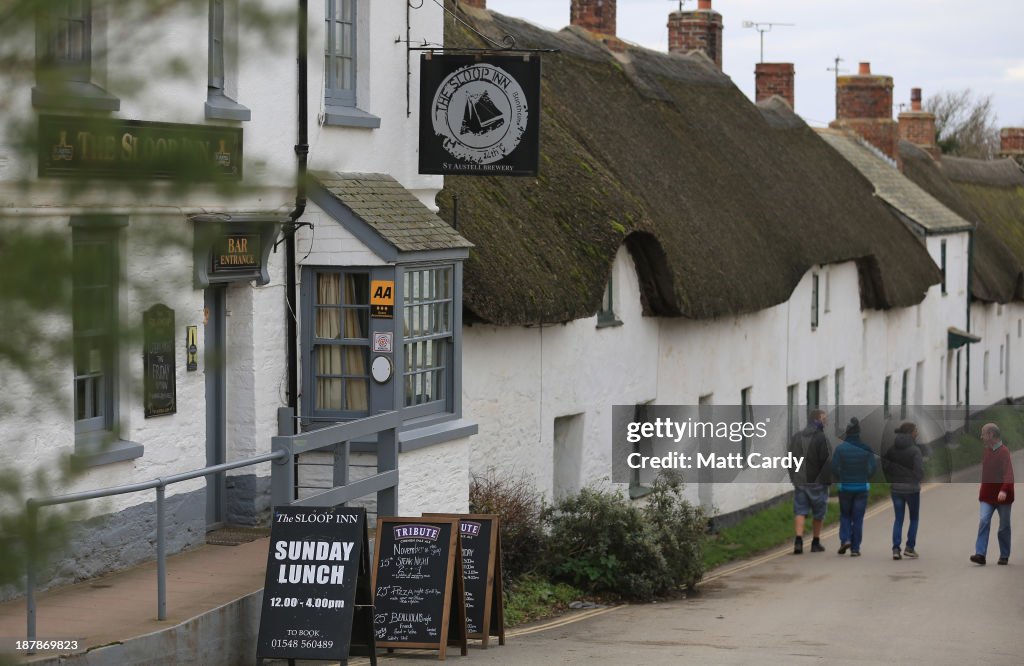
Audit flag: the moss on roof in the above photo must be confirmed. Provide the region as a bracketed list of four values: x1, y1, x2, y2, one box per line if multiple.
[899, 142, 1024, 302]
[440, 6, 939, 325]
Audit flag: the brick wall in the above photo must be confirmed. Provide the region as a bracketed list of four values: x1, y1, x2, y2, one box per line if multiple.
[571, 0, 616, 36]
[667, 2, 723, 69]
[755, 63, 795, 108]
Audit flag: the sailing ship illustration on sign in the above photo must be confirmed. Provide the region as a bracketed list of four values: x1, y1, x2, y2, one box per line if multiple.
[461, 91, 506, 136]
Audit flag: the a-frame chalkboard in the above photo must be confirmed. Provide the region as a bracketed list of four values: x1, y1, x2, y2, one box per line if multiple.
[256, 506, 376, 665]
[425, 513, 505, 648]
[372, 517, 468, 660]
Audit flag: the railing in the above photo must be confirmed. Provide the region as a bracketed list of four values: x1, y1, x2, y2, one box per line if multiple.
[24, 407, 401, 646]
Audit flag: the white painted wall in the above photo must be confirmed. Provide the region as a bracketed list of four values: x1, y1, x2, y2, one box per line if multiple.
[463, 239, 975, 517]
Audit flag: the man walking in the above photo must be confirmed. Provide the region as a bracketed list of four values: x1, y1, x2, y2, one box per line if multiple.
[970, 423, 1015, 566]
[790, 409, 832, 554]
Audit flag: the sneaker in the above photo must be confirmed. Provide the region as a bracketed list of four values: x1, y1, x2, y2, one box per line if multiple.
[810, 539, 826, 553]
[892, 547, 902, 560]
[838, 542, 851, 555]
[970, 554, 986, 565]
[998, 558, 1008, 565]
[851, 551, 861, 557]
[903, 548, 919, 559]
[794, 536, 803, 554]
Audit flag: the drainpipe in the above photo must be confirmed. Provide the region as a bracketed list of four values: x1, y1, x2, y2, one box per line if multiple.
[286, 0, 309, 417]
[965, 226, 974, 425]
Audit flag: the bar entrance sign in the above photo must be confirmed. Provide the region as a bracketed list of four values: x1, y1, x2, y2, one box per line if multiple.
[426, 514, 505, 648]
[372, 517, 468, 660]
[256, 506, 376, 664]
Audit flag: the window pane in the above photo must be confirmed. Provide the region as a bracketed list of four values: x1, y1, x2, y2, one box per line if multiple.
[345, 379, 368, 411]
[316, 378, 342, 411]
[343, 308, 368, 339]
[316, 307, 341, 339]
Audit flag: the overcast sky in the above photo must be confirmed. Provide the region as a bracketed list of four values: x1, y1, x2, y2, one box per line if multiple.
[485, 0, 1024, 129]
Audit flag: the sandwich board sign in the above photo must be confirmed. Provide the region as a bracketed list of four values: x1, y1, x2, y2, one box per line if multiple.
[426, 513, 505, 648]
[372, 516, 468, 660]
[256, 506, 376, 664]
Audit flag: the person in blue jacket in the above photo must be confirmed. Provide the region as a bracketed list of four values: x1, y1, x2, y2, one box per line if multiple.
[831, 417, 877, 556]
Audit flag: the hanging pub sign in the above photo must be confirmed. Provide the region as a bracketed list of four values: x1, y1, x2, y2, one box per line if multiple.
[38, 114, 242, 181]
[143, 304, 177, 418]
[419, 54, 541, 177]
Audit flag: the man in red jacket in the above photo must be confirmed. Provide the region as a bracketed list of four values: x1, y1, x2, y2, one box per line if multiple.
[970, 423, 1015, 566]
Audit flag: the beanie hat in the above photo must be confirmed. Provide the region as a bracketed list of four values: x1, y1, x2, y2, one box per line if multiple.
[845, 417, 861, 437]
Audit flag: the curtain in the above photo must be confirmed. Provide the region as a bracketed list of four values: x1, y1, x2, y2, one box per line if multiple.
[343, 274, 368, 411]
[316, 273, 343, 411]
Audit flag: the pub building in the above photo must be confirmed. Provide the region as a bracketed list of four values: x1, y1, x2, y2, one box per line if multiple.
[2, 0, 474, 606]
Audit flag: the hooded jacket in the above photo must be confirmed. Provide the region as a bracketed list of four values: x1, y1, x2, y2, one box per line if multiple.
[882, 433, 924, 494]
[831, 435, 877, 493]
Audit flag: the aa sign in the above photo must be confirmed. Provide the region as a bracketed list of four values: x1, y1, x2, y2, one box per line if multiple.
[371, 280, 394, 319]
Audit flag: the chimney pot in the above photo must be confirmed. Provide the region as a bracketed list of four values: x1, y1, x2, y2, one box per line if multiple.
[571, 0, 617, 37]
[698, 0, 712, 9]
[858, 62, 871, 75]
[910, 87, 922, 111]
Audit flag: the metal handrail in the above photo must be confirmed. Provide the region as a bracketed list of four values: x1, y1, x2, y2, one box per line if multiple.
[24, 408, 402, 649]
[24, 450, 287, 646]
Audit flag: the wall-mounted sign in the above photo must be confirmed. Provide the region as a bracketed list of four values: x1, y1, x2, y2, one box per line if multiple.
[38, 114, 242, 181]
[143, 304, 177, 418]
[370, 280, 395, 319]
[211, 233, 260, 273]
[419, 54, 541, 177]
[192, 218, 281, 288]
[372, 332, 394, 353]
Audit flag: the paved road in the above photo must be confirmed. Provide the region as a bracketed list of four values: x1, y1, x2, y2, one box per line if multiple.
[381, 451, 1023, 665]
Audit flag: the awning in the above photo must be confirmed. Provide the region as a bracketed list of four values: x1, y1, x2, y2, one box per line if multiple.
[948, 326, 981, 350]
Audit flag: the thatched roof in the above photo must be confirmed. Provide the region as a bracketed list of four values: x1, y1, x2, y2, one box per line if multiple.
[439, 6, 939, 325]
[898, 142, 1024, 302]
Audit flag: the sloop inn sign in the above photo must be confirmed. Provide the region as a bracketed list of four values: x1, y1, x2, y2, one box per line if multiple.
[419, 54, 541, 177]
[39, 115, 242, 181]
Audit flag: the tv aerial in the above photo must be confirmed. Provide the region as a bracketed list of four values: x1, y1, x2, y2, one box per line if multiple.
[741, 21, 795, 63]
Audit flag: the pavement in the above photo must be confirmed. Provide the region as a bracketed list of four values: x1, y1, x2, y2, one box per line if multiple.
[1, 450, 1022, 665]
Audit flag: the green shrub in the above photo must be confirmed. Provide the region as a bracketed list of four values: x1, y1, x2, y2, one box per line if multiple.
[641, 473, 706, 589]
[541, 475, 706, 600]
[502, 574, 582, 626]
[469, 470, 545, 584]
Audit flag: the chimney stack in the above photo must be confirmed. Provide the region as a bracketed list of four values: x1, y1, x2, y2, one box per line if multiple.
[667, 0, 723, 69]
[755, 63, 795, 109]
[458, 0, 486, 8]
[571, 0, 616, 37]
[829, 61, 898, 160]
[898, 88, 938, 159]
[999, 128, 1024, 165]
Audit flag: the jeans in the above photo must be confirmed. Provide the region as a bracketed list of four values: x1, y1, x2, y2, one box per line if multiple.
[975, 502, 1012, 560]
[839, 491, 868, 552]
[891, 492, 920, 550]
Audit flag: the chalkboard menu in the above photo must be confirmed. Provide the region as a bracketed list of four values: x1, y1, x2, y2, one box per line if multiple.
[426, 514, 505, 648]
[372, 517, 467, 660]
[143, 304, 176, 417]
[256, 506, 375, 664]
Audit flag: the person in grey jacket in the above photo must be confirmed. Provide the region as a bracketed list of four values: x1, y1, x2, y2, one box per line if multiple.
[883, 422, 925, 560]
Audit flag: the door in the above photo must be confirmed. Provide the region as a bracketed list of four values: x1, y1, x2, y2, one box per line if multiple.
[205, 287, 227, 529]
